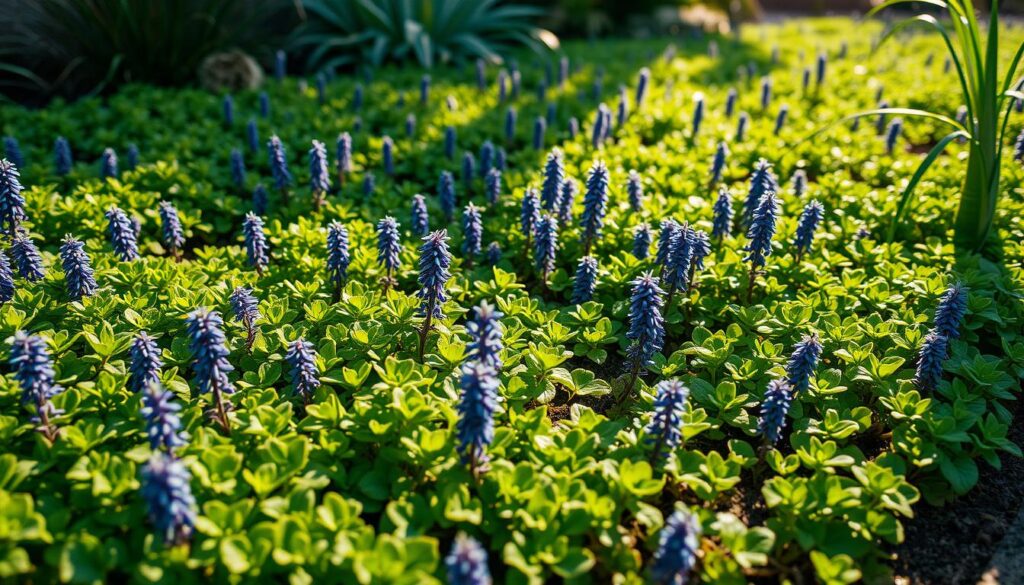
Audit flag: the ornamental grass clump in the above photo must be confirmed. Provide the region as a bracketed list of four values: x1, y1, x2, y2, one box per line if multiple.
[59, 235, 97, 301]
[860, 0, 1023, 252]
[646, 379, 690, 463]
[242, 213, 269, 276]
[286, 338, 320, 403]
[416, 230, 452, 360]
[11, 332, 63, 442]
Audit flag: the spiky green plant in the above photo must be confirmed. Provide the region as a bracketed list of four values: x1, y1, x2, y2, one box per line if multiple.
[865, 0, 1023, 253]
[292, 0, 557, 71]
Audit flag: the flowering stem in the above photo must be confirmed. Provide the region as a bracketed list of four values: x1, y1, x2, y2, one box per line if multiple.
[469, 446, 480, 482]
[211, 385, 231, 434]
[649, 433, 667, 466]
[746, 267, 757, 303]
[665, 283, 677, 314]
[623, 358, 641, 402]
[243, 316, 256, 353]
[417, 298, 436, 361]
[36, 402, 58, 443]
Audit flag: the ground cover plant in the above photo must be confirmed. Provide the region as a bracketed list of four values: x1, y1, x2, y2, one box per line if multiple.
[0, 16, 1023, 585]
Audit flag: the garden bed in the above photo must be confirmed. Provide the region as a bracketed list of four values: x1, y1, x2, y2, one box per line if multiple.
[0, 17, 1021, 585]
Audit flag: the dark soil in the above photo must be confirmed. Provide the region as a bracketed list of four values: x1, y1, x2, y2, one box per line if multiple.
[891, 402, 1024, 585]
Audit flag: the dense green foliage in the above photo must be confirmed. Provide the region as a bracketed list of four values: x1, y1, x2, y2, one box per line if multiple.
[0, 17, 1022, 584]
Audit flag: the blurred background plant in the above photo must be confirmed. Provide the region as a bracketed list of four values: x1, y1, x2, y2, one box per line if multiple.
[531, 0, 765, 37]
[290, 0, 558, 72]
[15, 0, 1005, 105]
[0, 0, 299, 104]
